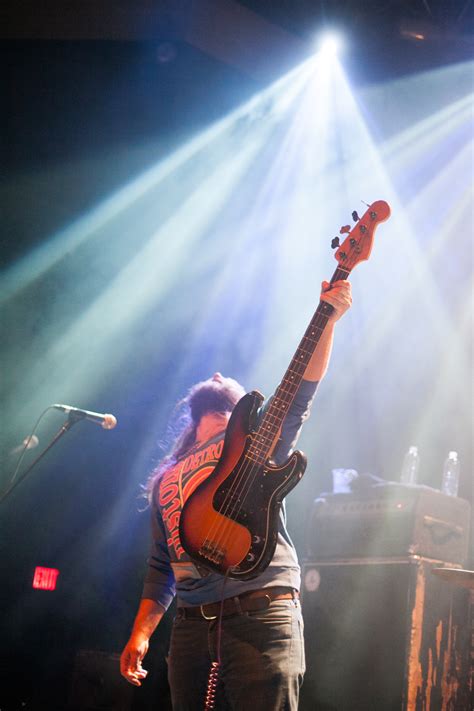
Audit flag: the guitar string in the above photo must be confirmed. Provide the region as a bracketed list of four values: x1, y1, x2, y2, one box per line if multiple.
[202, 265, 351, 565]
[212, 261, 360, 560]
[199, 285, 336, 551]
[198, 327, 315, 561]
[200, 216, 375, 568]
[204, 262, 357, 564]
[212, 257, 354, 529]
[205, 234, 374, 568]
[201, 293, 338, 562]
[212, 223, 379, 556]
[207, 305, 333, 556]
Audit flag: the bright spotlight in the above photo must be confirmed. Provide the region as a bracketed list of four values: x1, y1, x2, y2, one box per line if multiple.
[317, 32, 343, 58]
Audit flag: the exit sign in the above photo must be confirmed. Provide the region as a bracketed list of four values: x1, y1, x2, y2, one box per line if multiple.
[32, 567, 59, 591]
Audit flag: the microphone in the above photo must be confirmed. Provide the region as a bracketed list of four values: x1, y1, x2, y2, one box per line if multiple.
[10, 434, 40, 455]
[52, 404, 117, 430]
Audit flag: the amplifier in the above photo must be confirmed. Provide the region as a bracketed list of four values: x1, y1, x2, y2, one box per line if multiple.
[306, 485, 470, 564]
[300, 557, 472, 711]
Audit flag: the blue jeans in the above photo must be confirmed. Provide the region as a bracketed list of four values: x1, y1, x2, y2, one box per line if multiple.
[168, 599, 305, 710]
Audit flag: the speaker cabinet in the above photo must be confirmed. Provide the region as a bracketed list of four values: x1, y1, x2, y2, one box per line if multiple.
[300, 557, 471, 711]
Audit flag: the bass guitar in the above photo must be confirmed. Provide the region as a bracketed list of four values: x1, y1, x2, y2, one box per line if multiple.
[180, 200, 391, 579]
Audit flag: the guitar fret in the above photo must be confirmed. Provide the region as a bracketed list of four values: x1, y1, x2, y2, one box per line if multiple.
[279, 379, 299, 388]
[257, 313, 327, 457]
[283, 370, 305, 381]
[287, 362, 306, 371]
[262, 413, 286, 427]
[250, 431, 277, 444]
[288, 361, 307, 370]
[284, 376, 303, 388]
[265, 406, 289, 419]
[249, 260, 359, 462]
[249, 434, 275, 449]
[253, 248, 360, 462]
[276, 390, 297, 401]
[253, 426, 278, 441]
[244, 453, 265, 465]
[262, 423, 278, 434]
[302, 329, 324, 343]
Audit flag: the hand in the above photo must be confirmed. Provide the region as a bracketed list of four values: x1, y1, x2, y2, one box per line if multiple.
[320, 280, 352, 322]
[120, 633, 149, 687]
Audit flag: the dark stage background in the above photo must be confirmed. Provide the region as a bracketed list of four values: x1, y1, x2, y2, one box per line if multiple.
[1, 2, 473, 709]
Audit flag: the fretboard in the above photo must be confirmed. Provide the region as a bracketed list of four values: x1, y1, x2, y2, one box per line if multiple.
[247, 265, 351, 464]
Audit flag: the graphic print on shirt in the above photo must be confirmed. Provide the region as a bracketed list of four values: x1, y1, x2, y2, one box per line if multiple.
[158, 434, 224, 561]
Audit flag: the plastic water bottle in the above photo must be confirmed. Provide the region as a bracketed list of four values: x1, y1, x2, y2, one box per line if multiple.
[441, 451, 460, 497]
[400, 445, 420, 485]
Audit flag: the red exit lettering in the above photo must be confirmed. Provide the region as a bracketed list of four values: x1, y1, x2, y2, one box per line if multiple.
[32, 567, 60, 591]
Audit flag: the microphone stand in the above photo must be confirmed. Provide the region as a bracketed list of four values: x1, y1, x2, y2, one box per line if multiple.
[0, 413, 82, 505]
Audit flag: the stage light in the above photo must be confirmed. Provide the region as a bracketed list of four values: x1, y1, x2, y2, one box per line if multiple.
[2, 44, 471, 523]
[317, 32, 343, 58]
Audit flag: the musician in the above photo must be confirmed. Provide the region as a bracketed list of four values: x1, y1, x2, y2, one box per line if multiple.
[120, 279, 352, 710]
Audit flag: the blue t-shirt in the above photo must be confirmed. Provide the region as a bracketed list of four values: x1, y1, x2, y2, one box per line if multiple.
[142, 379, 318, 609]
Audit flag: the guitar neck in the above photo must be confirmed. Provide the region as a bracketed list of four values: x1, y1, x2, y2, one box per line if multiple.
[247, 265, 351, 464]
[245, 199, 391, 466]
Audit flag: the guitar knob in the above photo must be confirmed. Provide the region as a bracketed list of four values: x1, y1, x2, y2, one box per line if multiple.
[331, 237, 340, 249]
[339, 225, 351, 234]
[352, 210, 360, 221]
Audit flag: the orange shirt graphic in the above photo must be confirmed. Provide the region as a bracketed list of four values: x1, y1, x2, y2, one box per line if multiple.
[158, 436, 224, 560]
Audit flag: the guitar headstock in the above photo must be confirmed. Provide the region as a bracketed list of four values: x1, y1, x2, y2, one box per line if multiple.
[334, 200, 391, 271]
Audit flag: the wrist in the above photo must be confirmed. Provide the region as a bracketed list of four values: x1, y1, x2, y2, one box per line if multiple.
[130, 600, 165, 639]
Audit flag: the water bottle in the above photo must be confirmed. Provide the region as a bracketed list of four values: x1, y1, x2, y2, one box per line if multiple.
[400, 445, 420, 485]
[441, 451, 460, 497]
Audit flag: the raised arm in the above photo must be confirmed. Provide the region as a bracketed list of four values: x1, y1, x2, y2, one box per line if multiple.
[304, 280, 352, 382]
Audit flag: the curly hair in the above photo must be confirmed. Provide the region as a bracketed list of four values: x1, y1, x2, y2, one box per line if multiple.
[145, 375, 246, 504]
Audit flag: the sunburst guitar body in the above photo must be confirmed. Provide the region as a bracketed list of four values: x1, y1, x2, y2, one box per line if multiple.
[179, 390, 307, 580]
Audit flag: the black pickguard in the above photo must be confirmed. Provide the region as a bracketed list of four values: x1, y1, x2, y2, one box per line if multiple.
[211, 448, 307, 579]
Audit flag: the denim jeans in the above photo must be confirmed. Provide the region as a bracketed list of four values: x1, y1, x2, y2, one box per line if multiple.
[167, 599, 305, 710]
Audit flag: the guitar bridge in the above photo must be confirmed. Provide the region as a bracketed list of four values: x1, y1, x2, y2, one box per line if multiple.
[199, 542, 225, 566]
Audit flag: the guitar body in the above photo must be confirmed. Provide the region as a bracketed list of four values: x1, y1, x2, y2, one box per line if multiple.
[179, 391, 307, 580]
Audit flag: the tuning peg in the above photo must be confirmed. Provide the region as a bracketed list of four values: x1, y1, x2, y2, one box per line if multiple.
[331, 237, 340, 249]
[352, 210, 360, 222]
[339, 225, 351, 234]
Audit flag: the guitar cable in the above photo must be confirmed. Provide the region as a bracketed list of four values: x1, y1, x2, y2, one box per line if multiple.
[204, 661, 220, 710]
[204, 570, 231, 710]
